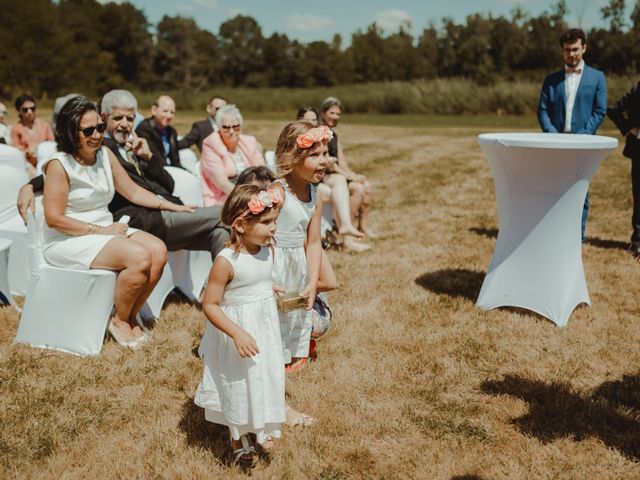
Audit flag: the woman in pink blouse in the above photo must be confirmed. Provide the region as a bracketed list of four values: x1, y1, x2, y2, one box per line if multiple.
[199, 104, 264, 206]
[11, 94, 54, 177]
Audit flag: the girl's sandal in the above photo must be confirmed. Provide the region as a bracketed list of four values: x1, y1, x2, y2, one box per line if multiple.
[285, 357, 307, 373]
[232, 435, 258, 468]
[285, 406, 316, 427]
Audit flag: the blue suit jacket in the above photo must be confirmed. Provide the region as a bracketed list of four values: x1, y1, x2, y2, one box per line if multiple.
[538, 65, 607, 134]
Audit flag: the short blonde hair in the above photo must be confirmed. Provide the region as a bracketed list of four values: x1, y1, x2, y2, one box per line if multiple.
[274, 120, 322, 177]
[221, 184, 276, 251]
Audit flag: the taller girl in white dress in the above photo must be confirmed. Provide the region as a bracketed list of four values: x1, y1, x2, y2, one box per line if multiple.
[195, 184, 285, 468]
[272, 122, 330, 370]
[42, 96, 192, 347]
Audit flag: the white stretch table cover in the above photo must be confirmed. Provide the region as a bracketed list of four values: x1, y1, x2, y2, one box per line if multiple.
[476, 133, 618, 326]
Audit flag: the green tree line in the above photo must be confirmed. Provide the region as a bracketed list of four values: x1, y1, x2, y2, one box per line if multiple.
[1, 0, 639, 98]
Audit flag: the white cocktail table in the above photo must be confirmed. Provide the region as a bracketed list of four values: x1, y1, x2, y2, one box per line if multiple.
[476, 132, 618, 326]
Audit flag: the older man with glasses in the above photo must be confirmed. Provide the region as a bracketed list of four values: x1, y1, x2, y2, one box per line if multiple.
[0, 102, 10, 144]
[10, 94, 54, 176]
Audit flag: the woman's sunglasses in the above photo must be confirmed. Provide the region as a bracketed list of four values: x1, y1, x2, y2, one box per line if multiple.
[221, 124, 241, 132]
[20, 106, 36, 113]
[79, 123, 107, 136]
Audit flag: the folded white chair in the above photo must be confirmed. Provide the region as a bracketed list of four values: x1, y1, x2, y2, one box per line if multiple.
[36, 141, 58, 175]
[0, 147, 30, 295]
[164, 166, 212, 300]
[178, 148, 200, 177]
[15, 210, 117, 356]
[0, 238, 13, 305]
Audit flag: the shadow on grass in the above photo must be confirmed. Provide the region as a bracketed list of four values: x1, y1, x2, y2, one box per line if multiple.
[481, 375, 640, 460]
[415, 269, 485, 302]
[584, 236, 628, 251]
[178, 399, 231, 465]
[469, 227, 498, 239]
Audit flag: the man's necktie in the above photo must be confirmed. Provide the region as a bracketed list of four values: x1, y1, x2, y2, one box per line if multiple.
[125, 149, 141, 175]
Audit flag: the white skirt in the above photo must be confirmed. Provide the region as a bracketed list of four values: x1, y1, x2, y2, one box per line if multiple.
[272, 245, 312, 363]
[194, 297, 285, 444]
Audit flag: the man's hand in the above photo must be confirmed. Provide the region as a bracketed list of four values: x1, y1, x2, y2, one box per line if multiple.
[126, 134, 152, 161]
[17, 184, 35, 224]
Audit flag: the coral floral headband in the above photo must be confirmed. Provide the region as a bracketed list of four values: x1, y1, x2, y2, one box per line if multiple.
[296, 125, 333, 149]
[234, 188, 282, 226]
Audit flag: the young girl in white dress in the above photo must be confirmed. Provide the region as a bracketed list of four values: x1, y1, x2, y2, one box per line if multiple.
[271, 123, 329, 372]
[195, 184, 285, 468]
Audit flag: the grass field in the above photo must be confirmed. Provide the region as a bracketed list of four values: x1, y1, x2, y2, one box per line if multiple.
[1, 115, 639, 479]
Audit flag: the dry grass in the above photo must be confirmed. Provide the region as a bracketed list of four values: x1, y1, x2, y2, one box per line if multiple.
[1, 116, 640, 479]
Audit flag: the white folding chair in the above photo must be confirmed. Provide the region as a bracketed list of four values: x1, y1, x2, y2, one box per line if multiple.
[0, 238, 13, 305]
[0, 146, 30, 295]
[178, 148, 199, 177]
[164, 166, 212, 300]
[15, 210, 117, 356]
[36, 141, 58, 175]
[265, 150, 277, 172]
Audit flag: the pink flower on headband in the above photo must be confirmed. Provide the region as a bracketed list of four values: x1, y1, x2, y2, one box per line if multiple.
[296, 126, 333, 149]
[245, 188, 282, 216]
[297, 134, 314, 149]
[248, 196, 264, 214]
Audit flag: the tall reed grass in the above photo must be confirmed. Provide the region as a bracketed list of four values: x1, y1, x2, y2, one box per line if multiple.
[131, 76, 637, 115]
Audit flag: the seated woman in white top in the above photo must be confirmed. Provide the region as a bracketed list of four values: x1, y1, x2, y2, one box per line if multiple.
[43, 96, 194, 348]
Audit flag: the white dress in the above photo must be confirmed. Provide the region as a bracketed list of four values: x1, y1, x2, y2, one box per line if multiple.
[195, 247, 285, 444]
[272, 181, 316, 363]
[41, 147, 138, 269]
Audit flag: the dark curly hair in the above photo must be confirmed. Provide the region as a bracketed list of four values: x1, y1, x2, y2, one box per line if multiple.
[55, 96, 98, 154]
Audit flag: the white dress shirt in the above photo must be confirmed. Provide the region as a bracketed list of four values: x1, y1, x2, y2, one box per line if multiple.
[564, 60, 584, 133]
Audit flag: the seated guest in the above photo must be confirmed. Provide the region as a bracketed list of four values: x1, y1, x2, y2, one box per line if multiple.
[18, 89, 230, 262]
[200, 104, 264, 206]
[136, 95, 182, 167]
[41, 96, 191, 347]
[11, 94, 54, 177]
[178, 95, 227, 152]
[295, 105, 368, 252]
[0, 102, 10, 144]
[320, 96, 377, 238]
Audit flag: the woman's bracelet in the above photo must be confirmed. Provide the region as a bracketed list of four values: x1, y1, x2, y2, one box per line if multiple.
[158, 197, 165, 210]
[86, 223, 98, 235]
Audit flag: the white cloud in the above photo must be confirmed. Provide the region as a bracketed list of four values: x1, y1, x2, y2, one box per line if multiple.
[373, 9, 412, 32]
[176, 2, 195, 14]
[192, 0, 218, 9]
[285, 14, 333, 32]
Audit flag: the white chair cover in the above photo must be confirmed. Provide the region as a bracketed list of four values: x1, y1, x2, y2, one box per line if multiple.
[476, 133, 618, 326]
[36, 141, 58, 175]
[15, 210, 117, 356]
[0, 239, 13, 305]
[265, 150, 277, 172]
[178, 148, 199, 177]
[0, 148, 30, 295]
[164, 166, 212, 301]
[321, 202, 334, 237]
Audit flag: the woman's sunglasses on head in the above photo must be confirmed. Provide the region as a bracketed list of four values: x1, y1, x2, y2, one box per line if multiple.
[79, 123, 107, 136]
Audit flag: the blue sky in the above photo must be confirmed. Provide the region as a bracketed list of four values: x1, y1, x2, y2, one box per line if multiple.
[102, 0, 628, 43]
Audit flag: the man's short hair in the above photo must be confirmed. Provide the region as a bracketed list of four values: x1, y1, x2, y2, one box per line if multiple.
[208, 94, 226, 105]
[102, 89, 137, 115]
[15, 94, 35, 111]
[559, 28, 586, 46]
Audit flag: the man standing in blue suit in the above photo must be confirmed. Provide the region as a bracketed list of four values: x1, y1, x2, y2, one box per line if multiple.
[538, 28, 607, 242]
